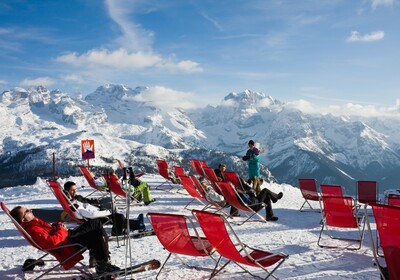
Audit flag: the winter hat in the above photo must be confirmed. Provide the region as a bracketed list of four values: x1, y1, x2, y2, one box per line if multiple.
[248, 140, 255, 146]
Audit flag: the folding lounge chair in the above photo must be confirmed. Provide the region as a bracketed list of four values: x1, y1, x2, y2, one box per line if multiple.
[387, 194, 400, 207]
[373, 194, 400, 257]
[217, 181, 267, 225]
[365, 203, 400, 280]
[107, 175, 142, 206]
[203, 167, 223, 194]
[189, 175, 228, 213]
[356, 181, 378, 205]
[190, 159, 207, 178]
[79, 165, 109, 198]
[192, 209, 288, 279]
[0, 202, 91, 280]
[173, 165, 186, 177]
[147, 212, 217, 279]
[155, 159, 175, 190]
[318, 195, 365, 250]
[298, 178, 320, 212]
[320, 184, 344, 197]
[179, 175, 208, 209]
[47, 180, 86, 224]
[356, 180, 379, 216]
[47, 180, 112, 224]
[223, 171, 246, 193]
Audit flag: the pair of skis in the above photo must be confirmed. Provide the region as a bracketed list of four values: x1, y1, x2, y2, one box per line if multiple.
[80, 259, 161, 280]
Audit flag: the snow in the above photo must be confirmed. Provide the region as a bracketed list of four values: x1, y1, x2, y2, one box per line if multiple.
[0, 174, 380, 279]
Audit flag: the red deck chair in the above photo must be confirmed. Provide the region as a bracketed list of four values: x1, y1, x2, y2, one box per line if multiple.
[47, 180, 112, 224]
[79, 166, 108, 198]
[298, 178, 320, 212]
[320, 184, 344, 197]
[173, 165, 186, 177]
[223, 171, 246, 193]
[47, 180, 85, 223]
[1, 202, 91, 280]
[179, 175, 208, 209]
[387, 194, 400, 207]
[318, 195, 365, 250]
[189, 175, 229, 213]
[147, 212, 217, 279]
[374, 194, 400, 257]
[192, 209, 288, 279]
[155, 159, 175, 190]
[190, 159, 207, 178]
[107, 175, 142, 206]
[217, 181, 267, 225]
[365, 203, 400, 280]
[356, 181, 378, 204]
[203, 167, 223, 194]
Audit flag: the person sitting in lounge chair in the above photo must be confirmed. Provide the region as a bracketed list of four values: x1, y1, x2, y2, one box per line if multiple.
[10, 205, 120, 275]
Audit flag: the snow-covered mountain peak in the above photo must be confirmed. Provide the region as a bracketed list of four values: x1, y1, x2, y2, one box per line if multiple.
[223, 90, 281, 108]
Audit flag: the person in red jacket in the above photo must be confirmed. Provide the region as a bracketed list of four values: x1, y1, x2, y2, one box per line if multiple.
[10, 206, 120, 275]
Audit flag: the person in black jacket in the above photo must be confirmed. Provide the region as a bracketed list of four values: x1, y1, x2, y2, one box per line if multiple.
[63, 181, 145, 235]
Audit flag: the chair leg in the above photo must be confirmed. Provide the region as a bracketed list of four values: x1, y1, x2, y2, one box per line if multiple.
[156, 253, 172, 280]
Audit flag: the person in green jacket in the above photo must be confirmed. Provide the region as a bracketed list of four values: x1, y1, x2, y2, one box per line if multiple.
[242, 140, 261, 189]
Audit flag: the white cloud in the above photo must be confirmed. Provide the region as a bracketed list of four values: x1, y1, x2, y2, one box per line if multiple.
[105, 0, 154, 52]
[56, 48, 202, 73]
[346, 30, 384, 42]
[19, 77, 55, 87]
[371, 0, 395, 9]
[62, 74, 85, 84]
[200, 12, 224, 32]
[286, 99, 400, 117]
[0, 79, 7, 85]
[127, 86, 198, 110]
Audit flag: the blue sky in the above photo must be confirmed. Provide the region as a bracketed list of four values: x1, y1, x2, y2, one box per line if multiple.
[0, 0, 399, 115]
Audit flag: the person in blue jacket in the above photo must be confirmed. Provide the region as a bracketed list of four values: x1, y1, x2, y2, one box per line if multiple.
[242, 139, 261, 183]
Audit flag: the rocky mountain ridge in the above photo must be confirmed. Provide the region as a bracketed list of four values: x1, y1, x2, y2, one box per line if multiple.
[1, 84, 399, 194]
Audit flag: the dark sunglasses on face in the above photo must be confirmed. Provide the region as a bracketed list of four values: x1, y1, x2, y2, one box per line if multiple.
[23, 209, 31, 219]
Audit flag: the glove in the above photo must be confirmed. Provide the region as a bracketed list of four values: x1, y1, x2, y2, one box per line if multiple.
[242, 155, 250, 161]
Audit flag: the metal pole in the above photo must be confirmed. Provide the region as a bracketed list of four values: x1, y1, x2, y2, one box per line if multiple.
[52, 152, 56, 180]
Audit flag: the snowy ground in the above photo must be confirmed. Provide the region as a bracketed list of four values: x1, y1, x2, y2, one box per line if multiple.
[0, 174, 381, 279]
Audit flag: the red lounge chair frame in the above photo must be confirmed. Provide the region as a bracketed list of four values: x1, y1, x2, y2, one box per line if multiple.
[147, 212, 217, 279]
[79, 166, 109, 198]
[356, 180, 378, 204]
[179, 175, 207, 209]
[320, 184, 344, 197]
[223, 171, 246, 193]
[365, 203, 400, 280]
[47, 180, 85, 224]
[192, 209, 288, 279]
[202, 167, 223, 194]
[318, 195, 365, 250]
[189, 175, 228, 213]
[106, 175, 142, 205]
[298, 178, 320, 212]
[1, 202, 91, 280]
[173, 165, 186, 177]
[217, 181, 267, 225]
[155, 159, 175, 190]
[190, 159, 207, 178]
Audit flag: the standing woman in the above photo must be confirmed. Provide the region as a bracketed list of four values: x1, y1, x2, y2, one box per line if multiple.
[243, 140, 261, 191]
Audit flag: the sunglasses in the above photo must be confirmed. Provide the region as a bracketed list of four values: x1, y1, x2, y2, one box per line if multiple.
[22, 209, 32, 219]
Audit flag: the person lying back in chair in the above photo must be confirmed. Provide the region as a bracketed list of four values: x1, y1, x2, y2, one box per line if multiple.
[89, 170, 108, 190]
[10, 206, 120, 275]
[122, 167, 156, 206]
[64, 181, 145, 235]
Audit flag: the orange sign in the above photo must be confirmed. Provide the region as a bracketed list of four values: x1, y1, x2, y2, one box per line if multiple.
[81, 139, 95, 160]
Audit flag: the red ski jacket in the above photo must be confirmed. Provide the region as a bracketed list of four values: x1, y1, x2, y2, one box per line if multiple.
[22, 217, 83, 269]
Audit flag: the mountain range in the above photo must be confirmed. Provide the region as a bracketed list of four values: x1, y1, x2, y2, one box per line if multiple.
[1, 84, 399, 195]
